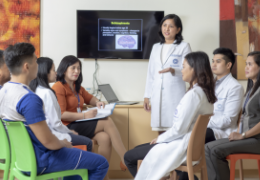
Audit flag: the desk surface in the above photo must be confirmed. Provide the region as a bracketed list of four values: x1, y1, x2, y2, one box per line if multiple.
[84, 101, 144, 108]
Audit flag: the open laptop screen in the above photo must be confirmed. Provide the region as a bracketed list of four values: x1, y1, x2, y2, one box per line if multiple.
[98, 84, 119, 103]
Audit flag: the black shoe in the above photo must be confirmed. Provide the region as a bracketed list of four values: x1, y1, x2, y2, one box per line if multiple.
[176, 171, 199, 180]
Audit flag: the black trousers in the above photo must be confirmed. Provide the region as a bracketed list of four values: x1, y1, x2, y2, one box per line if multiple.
[124, 128, 216, 178]
[124, 143, 156, 177]
[177, 128, 216, 180]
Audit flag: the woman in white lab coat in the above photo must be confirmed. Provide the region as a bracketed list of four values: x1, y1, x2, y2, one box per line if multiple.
[124, 51, 216, 180]
[29, 57, 93, 151]
[144, 14, 192, 133]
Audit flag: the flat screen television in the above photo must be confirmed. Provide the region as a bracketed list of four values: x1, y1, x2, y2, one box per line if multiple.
[77, 10, 164, 59]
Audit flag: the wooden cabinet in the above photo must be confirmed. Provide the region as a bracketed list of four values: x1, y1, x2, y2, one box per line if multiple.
[109, 108, 128, 170]
[107, 103, 157, 178]
[129, 108, 158, 149]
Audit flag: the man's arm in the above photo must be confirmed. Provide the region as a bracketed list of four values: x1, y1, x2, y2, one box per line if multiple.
[29, 120, 72, 150]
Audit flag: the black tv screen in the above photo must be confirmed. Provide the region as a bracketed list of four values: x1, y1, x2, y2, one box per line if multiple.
[77, 10, 164, 59]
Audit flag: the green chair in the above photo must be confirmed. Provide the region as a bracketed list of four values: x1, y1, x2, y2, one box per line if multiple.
[0, 119, 11, 180]
[3, 120, 89, 180]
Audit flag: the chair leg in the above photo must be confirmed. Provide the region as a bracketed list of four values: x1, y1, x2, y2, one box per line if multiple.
[81, 170, 89, 180]
[229, 158, 237, 180]
[8, 171, 14, 180]
[257, 159, 260, 180]
[170, 170, 178, 180]
[238, 159, 244, 180]
[187, 169, 194, 180]
[201, 166, 208, 180]
[3, 168, 9, 180]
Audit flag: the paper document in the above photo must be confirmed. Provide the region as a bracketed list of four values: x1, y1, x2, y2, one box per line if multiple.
[75, 103, 116, 122]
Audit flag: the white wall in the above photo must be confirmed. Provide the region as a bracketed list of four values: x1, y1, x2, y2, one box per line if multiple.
[41, 0, 246, 100]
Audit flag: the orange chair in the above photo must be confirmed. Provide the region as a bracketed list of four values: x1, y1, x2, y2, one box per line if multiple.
[227, 154, 260, 180]
[225, 110, 245, 180]
[73, 145, 87, 151]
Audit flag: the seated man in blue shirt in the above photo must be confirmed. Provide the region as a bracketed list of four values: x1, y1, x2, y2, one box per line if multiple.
[0, 43, 109, 180]
[0, 50, 10, 88]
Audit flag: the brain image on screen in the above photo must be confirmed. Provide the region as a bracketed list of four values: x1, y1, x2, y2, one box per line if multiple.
[117, 35, 136, 49]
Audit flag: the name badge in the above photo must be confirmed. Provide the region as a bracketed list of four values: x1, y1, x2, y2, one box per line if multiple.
[170, 55, 181, 68]
[77, 107, 81, 113]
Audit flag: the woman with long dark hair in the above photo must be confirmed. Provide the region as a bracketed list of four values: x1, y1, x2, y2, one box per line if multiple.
[205, 51, 260, 180]
[144, 14, 192, 134]
[52, 55, 127, 180]
[124, 51, 216, 180]
[29, 57, 93, 151]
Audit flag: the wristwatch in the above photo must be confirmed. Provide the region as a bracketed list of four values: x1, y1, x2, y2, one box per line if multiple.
[242, 132, 246, 139]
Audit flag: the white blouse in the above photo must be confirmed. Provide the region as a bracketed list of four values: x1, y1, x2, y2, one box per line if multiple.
[36, 85, 72, 141]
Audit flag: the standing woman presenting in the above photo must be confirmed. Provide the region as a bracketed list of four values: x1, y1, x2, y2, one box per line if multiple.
[144, 14, 192, 133]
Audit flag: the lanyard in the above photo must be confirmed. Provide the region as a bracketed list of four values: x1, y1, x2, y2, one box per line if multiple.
[69, 86, 80, 109]
[242, 89, 252, 114]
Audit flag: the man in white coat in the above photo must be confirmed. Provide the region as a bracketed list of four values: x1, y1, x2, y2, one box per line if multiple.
[207, 47, 244, 141]
[178, 47, 244, 180]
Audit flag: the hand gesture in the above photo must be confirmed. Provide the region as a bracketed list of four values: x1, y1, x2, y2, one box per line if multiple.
[96, 101, 105, 109]
[150, 138, 158, 145]
[159, 67, 175, 75]
[84, 109, 98, 119]
[70, 129, 78, 135]
[228, 132, 243, 141]
[61, 139, 73, 148]
[144, 98, 151, 112]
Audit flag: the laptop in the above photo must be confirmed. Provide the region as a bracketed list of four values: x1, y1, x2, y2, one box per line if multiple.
[98, 84, 139, 105]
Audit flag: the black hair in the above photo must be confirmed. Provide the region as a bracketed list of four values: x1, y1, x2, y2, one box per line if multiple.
[185, 51, 217, 104]
[29, 57, 56, 97]
[159, 14, 183, 45]
[0, 50, 4, 67]
[213, 47, 236, 70]
[56, 55, 82, 93]
[245, 51, 260, 97]
[3, 43, 35, 75]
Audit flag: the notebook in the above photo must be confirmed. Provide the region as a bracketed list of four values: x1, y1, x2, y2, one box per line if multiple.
[75, 103, 116, 122]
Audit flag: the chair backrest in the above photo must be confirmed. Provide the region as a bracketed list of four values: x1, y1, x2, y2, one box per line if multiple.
[3, 120, 37, 174]
[187, 114, 212, 162]
[0, 120, 10, 161]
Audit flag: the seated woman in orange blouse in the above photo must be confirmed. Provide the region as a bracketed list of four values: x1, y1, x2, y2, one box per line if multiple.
[52, 55, 127, 180]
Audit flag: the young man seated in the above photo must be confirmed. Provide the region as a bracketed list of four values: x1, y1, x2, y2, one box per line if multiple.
[0, 50, 10, 88]
[178, 48, 244, 180]
[0, 43, 109, 180]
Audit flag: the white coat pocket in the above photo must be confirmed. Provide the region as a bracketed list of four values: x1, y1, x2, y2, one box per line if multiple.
[214, 98, 227, 112]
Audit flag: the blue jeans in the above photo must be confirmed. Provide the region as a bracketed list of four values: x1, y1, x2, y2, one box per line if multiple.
[37, 147, 108, 180]
[69, 133, 93, 151]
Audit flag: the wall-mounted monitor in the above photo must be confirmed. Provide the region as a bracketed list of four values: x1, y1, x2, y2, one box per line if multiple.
[77, 10, 164, 59]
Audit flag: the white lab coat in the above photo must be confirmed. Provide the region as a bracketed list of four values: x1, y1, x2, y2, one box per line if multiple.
[36, 85, 72, 141]
[136, 84, 214, 180]
[144, 41, 191, 128]
[207, 73, 244, 139]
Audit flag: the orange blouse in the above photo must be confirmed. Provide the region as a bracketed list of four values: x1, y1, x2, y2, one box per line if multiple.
[52, 81, 93, 125]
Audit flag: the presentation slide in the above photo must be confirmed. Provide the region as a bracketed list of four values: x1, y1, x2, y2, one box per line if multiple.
[98, 19, 142, 51]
